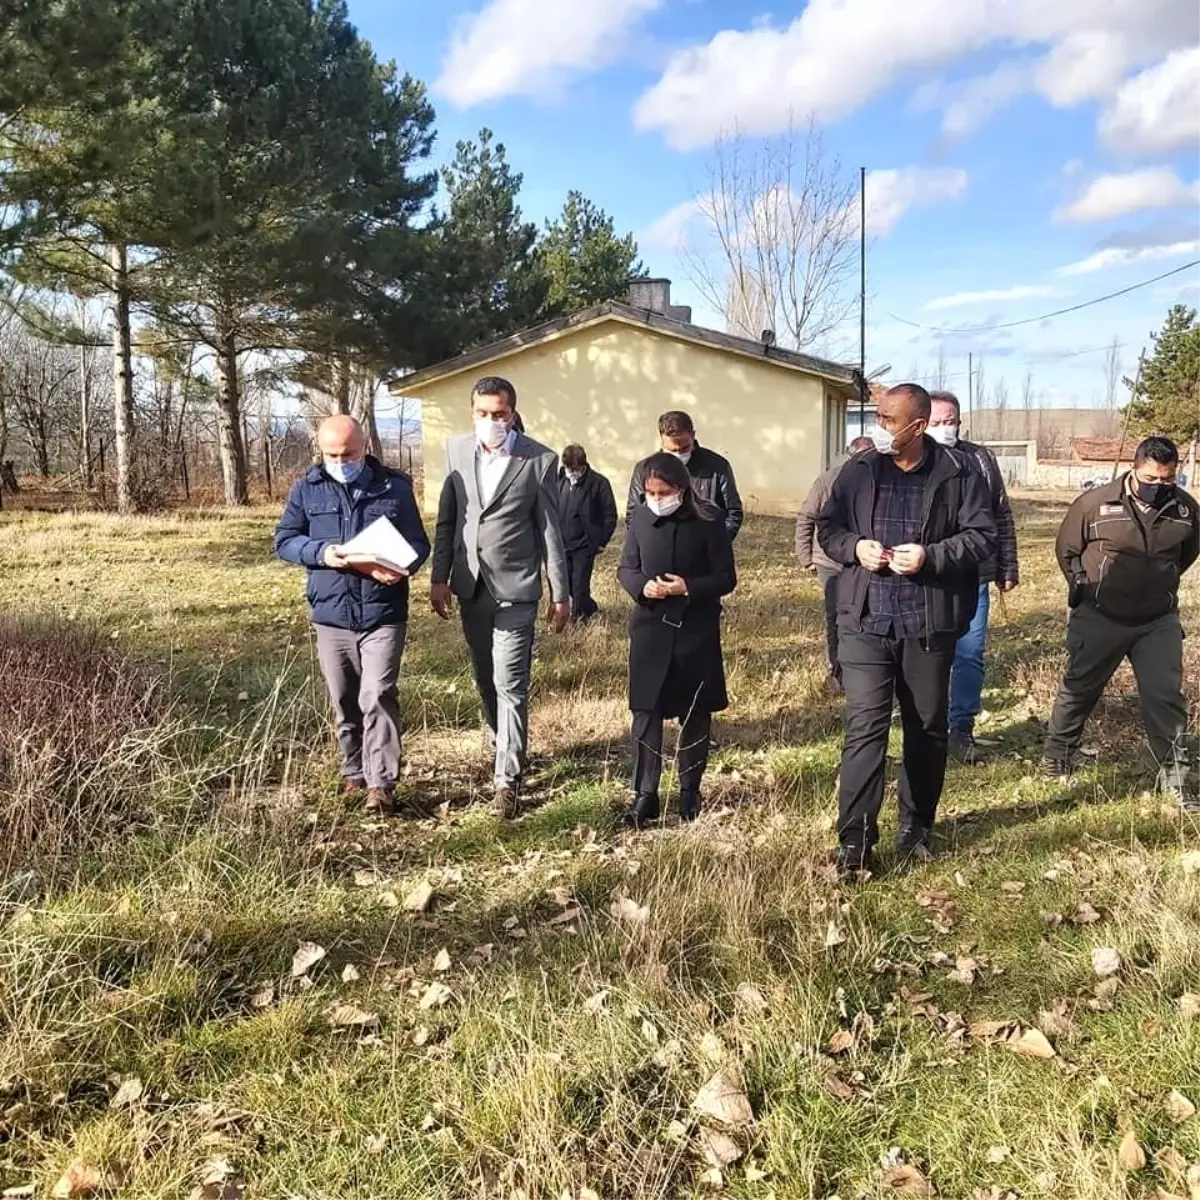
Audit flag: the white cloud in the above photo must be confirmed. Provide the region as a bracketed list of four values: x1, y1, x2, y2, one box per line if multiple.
[1056, 169, 1200, 223]
[940, 62, 1032, 139]
[864, 167, 968, 235]
[638, 199, 703, 253]
[436, 0, 662, 108]
[632, 0, 1198, 150]
[1057, 240, 1200, 276]
[925, 285, 1059, 311]
[1099, 46, 1200, 155]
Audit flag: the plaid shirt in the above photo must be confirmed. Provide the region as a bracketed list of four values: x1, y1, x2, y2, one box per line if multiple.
[862, 454, 930, 638]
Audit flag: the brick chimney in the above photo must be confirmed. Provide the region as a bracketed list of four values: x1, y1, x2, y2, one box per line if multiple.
[627, 277, 692, 324]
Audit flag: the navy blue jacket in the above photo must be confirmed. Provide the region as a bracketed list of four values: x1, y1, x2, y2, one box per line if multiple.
[274, 457, 430, 630]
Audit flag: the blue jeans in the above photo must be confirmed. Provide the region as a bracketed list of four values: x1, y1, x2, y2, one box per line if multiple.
[949, 582, 990, 734]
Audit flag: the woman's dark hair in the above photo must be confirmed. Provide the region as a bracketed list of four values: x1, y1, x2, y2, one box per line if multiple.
[642, 451, 716, 521]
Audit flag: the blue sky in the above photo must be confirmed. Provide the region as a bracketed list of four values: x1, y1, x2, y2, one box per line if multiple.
[352, 0, 1199, 409]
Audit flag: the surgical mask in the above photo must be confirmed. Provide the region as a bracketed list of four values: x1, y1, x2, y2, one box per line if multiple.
[928, 424, 959, 448]
[669, 449, 693, 466]
[871, 420, 920, 456]
[1135, 479, 1175, 508]
[646, 493, 683, 518]
[475, 415, 511, 449]
[566, 470, 583, 486]
[326, 459, 364, 484]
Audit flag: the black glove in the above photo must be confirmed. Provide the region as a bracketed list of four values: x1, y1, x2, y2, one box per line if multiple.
[1067, 574, 1091, 609]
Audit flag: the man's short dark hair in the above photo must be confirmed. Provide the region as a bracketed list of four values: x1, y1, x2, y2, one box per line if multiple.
[929, 389, 961, 417]
[887, 383, 933, 420]
[1134, 436, 1179, 467]
[658, 410, 695, 437]
[561, 444, 587, 469]
[472, 375, 517, 410]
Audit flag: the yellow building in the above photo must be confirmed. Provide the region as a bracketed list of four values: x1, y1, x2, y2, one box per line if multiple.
[390, 279, 858, 517]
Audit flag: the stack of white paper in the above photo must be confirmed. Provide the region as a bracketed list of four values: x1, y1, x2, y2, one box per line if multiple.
[339, 516, 420, 573]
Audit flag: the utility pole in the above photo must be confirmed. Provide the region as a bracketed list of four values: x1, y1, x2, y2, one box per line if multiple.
[858, 165, 867, 434]
[967, 352, 973, 434]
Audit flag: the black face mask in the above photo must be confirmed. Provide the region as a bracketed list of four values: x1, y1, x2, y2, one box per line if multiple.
[1135, 479, 1175, 508]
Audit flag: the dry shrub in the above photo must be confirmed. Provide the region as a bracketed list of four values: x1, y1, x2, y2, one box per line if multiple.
[0, 615, 167, 870]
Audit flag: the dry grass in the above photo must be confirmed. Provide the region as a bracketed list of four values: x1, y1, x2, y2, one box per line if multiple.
[0, 500, 1196, 1200]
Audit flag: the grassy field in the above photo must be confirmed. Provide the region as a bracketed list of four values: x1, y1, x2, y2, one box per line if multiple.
[0, 496, 1197, 1200]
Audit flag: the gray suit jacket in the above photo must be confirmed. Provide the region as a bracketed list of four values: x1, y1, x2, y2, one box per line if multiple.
[432, 431, 569, 604]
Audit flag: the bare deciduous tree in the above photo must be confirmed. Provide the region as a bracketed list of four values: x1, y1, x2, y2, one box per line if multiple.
[933, 345, 948, 391]
[1021, 371, 1035, 441]
[682, 118, 859, 356]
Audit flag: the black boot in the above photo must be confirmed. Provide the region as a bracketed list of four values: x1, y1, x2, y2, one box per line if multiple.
[623, 792, 661, 829]
[679, 788, 702, 822]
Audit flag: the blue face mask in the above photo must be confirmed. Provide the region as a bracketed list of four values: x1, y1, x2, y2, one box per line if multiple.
[326, 459, 364, 485]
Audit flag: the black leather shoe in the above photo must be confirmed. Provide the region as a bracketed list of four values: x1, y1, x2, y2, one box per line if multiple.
[623, 793, 661, 829]
[895, 826, 934, 863]
[679, 789, 702, 822]
[832, 844, 873, 878]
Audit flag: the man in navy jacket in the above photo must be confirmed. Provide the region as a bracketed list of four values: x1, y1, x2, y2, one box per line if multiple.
[275, 415, 430, 815]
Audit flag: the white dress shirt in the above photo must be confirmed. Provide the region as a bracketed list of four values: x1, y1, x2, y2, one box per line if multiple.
[475, 428, 517, 508]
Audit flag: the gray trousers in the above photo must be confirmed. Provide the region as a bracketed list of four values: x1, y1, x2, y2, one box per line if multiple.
[314, 622, 406, 789]
[460, 585, 537, 787]
[1044, 604, 1189, 770]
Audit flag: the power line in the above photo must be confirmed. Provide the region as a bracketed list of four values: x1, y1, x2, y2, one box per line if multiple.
[901, 341, 1130, 386]
[888, 260, 1200, 335]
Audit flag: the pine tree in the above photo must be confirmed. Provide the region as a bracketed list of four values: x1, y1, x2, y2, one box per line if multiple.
[1125, 305, 1200, 446]
[538, 191, 643, 317]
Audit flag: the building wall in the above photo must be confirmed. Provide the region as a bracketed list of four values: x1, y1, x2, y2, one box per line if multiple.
[400, 318, 844, 517]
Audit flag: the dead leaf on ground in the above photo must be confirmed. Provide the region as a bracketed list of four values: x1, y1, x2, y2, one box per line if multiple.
[109, 1077, 143, 1109]
[1038, 1001, 1074, 1038]
[51, 1160, 126, 1200]
[735, 983, 768, 1015]
[947, 956, 981, 985]
[582, 989, 610, 1015]
[824, 1075, 858, 1100]
[1071, 902, 1103, 925]
[825, 920, 847, 948]
[419, 982, 452, 1010]
[609, 896, 650, 925]
[693, 1065, 754, 1128]
[291, 940, 326, 978]
[745, 1164, 770, 1182]
[881, 1163, 935, 1197]
[326, 1002, 380, 1029]
[1166, 1091, 1196, 1123]
[699, 1031, 727, 1064]
[999, 881, 1025, 896]
[1040, 909, 1064, 928]
[1181, 850, 1200, 877]
[1178, 993, 1200, 1021]
[1092, 947, 1122, 978]
[546, 907, 581, 927]
[249, 982, 274, 1009]
[828, 1029, 854, 1055]
[698, 1167, 723, 1188]
[403, 879, 435, 913]
[985, 1146, 1011, 1164]
[341, 964, 360, 984]
[699, 1127, 743, 1167]
[1012, 1028, 1056, 1059]
[432, 948, 452, 973]
[1117, 1129, 1146, 1171]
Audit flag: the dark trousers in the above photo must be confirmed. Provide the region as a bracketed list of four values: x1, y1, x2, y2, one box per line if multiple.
[815, 566, 841, 677]
[837, 630, 954, 849]
[631, 709, 712, 796]
[1044, 605, 1188, 768]
[566, 547, 598, 621]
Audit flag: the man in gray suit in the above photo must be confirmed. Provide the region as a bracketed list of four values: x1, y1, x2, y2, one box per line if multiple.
[431, 375, 570, 818]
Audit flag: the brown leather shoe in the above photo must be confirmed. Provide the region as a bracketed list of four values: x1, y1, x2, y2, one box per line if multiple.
[493, 785, 520, 820]
[341, 777, 367, 796]
[365, 787, 394, 814]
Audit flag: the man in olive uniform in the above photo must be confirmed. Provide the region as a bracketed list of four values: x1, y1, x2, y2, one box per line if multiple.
[1043, 436, 1199, 809]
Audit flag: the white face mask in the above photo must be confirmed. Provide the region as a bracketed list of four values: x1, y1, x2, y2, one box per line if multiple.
[871, 419, 920, 456]
[669, 449, 693, 466]
[475, 415, 511, 449]
[566, 470, 583, 485]
[646, 493, 683, 518]
[928, 424, 959, 447]
[325, 458, 365, 484]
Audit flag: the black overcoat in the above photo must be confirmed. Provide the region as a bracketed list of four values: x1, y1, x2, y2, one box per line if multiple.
[617, 504, 736, 716]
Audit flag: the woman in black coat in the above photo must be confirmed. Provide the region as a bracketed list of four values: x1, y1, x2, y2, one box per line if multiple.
[617, 452, 737, 827]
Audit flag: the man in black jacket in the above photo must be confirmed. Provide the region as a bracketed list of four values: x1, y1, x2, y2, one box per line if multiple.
[1043, 436, 1199, 809]
[817, 383, 997, 874]
[627, 410, 743, 539]
[558, 444, 618, 622]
